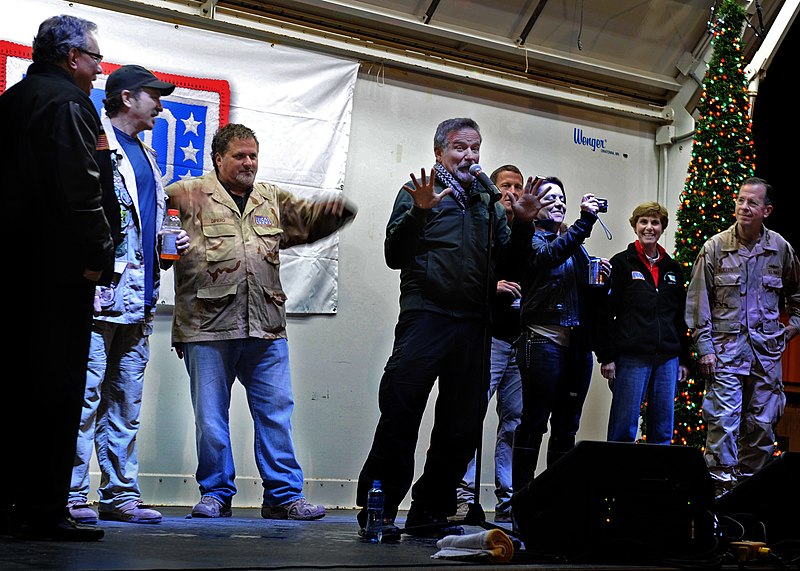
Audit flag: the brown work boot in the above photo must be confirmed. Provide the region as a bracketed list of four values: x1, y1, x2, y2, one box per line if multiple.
[98, 499, 162, 524]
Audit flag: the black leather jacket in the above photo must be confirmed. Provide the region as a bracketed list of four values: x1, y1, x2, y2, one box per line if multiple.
[515, 211, 607, 350]
[0, 61, 114, 281]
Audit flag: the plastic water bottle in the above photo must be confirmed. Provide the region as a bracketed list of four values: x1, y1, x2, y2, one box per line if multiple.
[160, 209, 181, 260]
[364, 479, 384, 543]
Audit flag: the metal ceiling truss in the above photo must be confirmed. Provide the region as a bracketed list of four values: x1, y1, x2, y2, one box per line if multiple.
[80, 0, 675, 122]
[77, 0, 799, 124]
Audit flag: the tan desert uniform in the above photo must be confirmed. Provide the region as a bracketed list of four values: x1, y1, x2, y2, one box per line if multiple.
[166, 171, 354, 344]
[685, 223, 800, 487]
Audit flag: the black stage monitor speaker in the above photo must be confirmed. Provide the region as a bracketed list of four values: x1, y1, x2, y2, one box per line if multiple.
[714, 451, 799, 544]
[511, 440, 717, 563]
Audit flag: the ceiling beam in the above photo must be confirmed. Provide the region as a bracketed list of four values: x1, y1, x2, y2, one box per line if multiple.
[744, 0, 799, 81]
[516, 0, 548, 46]
[422, 0, 440, 26]
[216, 0, 684, 96]
[74, 0, 674, 122]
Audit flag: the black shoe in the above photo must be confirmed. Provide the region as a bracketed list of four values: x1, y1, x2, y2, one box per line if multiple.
[403, 504, 464, 539]
[358, 519, 402, 543]
[0, 506, 12, 537]
[11, 516, 104, 542]
[356, 509, 401, 542]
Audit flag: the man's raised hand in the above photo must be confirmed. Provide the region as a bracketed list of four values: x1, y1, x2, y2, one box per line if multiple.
[511, 175, 547, 223]
[403, 166, 452, 209]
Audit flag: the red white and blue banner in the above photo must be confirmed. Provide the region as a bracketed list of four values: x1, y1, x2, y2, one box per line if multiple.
[1, 0, 359, 313]
[1, 40, 229, 187]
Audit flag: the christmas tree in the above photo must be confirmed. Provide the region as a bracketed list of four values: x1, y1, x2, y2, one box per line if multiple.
[670, 0, 756, 448]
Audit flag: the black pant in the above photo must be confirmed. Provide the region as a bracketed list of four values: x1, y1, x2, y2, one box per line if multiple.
[357, 310, 488, 517]
[1, 275, 95, 527]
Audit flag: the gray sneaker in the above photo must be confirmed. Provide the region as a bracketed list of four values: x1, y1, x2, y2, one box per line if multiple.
[261, 497, 325, 520]
[99, 499, 162, 524]
[191, 495, 232, 518]
[67, 500, 98, 525]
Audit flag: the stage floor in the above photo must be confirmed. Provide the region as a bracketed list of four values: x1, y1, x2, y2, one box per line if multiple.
[0, 506, 793, 570]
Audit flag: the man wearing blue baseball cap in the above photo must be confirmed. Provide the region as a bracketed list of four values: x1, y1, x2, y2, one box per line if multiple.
[67, 64, 188, 526]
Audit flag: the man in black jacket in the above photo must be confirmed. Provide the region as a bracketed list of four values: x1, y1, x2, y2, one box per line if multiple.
[355, 118, 543, 540]
[0, 14, 114, 541]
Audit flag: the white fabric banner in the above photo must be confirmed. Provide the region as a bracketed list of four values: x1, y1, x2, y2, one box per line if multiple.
[0, 0, 359, 313]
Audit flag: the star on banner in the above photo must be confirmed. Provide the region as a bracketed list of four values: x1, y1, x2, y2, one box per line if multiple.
[181, 141, 200, 163]
[182, 112, 202, 136]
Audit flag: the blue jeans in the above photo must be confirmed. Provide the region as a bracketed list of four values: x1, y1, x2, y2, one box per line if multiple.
[70, 321, 149, 508]
[606, 354, 678, 445]
[513, 330, 593, 492]
[458, 337, 522, 512]
[183, 338, 305, 507]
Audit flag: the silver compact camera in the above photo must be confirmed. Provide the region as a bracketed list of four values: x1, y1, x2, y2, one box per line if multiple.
[596, 198, 608, 213]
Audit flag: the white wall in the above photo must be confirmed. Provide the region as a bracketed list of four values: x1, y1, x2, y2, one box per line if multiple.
[137, 66, 689, 509]
[3, 0, 693, 510]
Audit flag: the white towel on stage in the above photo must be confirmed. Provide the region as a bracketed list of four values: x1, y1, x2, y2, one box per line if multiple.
[431, 529, 514, 563]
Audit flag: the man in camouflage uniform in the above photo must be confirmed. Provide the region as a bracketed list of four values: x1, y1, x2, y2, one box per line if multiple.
[685, 177, 800, 496]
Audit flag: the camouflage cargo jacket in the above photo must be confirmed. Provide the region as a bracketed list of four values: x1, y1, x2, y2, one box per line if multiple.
[685, 223, 800, 374]
[165, 171, 355, 344]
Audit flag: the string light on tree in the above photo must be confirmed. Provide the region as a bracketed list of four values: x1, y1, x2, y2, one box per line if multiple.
[670, 0, 755, 449]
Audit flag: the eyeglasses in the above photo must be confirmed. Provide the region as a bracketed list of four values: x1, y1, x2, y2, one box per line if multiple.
[77, 47, 103, 64]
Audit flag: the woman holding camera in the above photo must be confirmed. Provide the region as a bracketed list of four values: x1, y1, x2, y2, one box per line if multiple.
[595, 202, 689, 445]
[510, 177, 610, 498]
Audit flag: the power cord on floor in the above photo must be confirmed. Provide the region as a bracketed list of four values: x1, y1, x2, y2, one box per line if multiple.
[716, 512, 799, 569]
